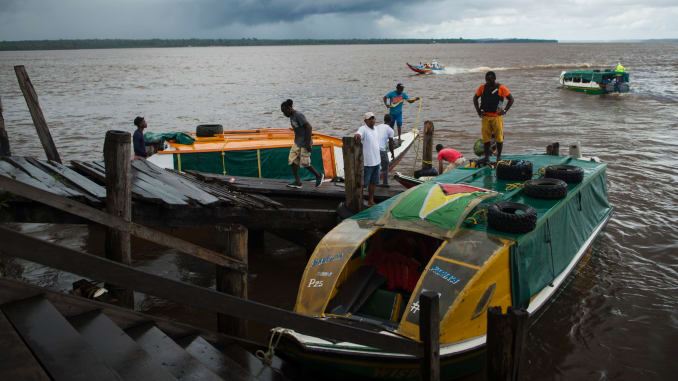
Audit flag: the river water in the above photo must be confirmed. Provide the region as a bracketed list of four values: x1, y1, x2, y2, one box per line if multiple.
[1, 43, 677, 380]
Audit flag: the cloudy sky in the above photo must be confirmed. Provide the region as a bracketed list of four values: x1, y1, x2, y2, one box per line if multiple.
[1, 0, 676, 41]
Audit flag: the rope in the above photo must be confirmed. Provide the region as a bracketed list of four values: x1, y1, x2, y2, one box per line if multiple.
[465, 208, 488, 225]
[255, 327, 293, 367]
[505, 182, 524, 191]
[538, 167, 546, 176]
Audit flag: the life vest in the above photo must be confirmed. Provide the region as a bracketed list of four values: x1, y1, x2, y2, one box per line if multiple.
[481, 84, 503, 114]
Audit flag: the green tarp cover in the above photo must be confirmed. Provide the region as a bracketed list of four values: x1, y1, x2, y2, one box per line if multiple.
[351, 154, 612, 309]
[444, 155, 612, 308]
[144, 132, 195, 145]
[172, 146, 324, 180]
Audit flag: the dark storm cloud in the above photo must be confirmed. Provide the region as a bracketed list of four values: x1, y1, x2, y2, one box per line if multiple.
[188, 0, 431, 27]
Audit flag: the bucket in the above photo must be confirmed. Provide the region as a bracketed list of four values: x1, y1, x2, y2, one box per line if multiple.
[569, 142, 582, 158]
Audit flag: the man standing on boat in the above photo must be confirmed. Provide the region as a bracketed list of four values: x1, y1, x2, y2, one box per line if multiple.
[473, 71, 513, 162]
[376, 114, 396, 187]
[280, 99, 324, 188]
[133, 116, 147, 160]
[354, 112, 381, 206]
[383, 83, 420, 142]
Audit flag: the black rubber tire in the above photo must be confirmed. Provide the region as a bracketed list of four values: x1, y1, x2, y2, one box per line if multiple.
[545, 164, 584, 184]
[196, 124, 224, 137]
[523, 178, 568, 199]
[496, 160, 533, 181]
[487, 202, 537, 234]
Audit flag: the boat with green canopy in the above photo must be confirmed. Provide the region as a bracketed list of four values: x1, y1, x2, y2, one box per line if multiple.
[273, 154, 612, 380]
[559, 63, 630, 94]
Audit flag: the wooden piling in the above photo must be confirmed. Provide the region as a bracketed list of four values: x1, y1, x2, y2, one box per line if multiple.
[546, 142, 560, 156]
[103, 130, 133, 308]
[14, 66, 61, 163]
[422, 121, 434, 170]
[486, 306, 529, 381]
[0, 97, 10, 157]
[342, 136, 363, 213]
[215, 224, 248, 337]
[419, 290, 440, 381]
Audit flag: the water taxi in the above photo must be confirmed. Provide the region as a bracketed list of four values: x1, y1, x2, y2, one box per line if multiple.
[559, 64, 630, 94]
[147, 126, 418, 180]
[276, 154, 612, 380]
[406, 60, 445, 75]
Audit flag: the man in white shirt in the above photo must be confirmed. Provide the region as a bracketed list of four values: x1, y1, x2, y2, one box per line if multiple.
[376, 114, 395, 187]
[354, 112, 381, 206]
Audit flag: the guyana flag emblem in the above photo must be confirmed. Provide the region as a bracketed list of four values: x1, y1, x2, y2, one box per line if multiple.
[391, 182, 497, 230]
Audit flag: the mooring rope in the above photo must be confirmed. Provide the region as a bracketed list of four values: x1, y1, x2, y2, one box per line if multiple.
[505, 182, 524, 191]
[465, 208, 488, 225]
[255, 327, 294, 367]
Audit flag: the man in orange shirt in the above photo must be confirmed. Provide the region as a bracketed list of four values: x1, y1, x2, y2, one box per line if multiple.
[473, 71, 514, 162]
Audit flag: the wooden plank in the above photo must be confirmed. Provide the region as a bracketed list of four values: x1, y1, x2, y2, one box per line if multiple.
[70, 311, 176, 381]
[0, 226, 420, 355]
[38, 159, 106, 199]
[14, 66, 61, 163]
[216, 224, 248, 337]
[6, 156, 83, 198]
[0, 311, 50, 381]
[179, 335, 256, 381]
[419, 291, 440, 381]
[133, 160, 220, 206]
[0, 97, 10, 157]
[0, 160, 56, 194]
[0, 277, 249, 347]
[127, 324, 222, 381]
[2, 296, 121, 380]
[0, 174, 246, 272]
[104, 130, 134, 307]
[342, 136, 363, 212]
[486, 307, 528, 381]
[71, 160, 106, 183]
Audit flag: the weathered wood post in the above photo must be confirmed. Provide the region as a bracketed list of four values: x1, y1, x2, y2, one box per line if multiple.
[103, 130, 133, 308]
[486, 306, 529, 381]
[14, 65, 61, 163]
[546, 142, 560, 156]
[215, 223, 248, 337]
[422, 121, 434, 170]
[342, 136, 364, 213]
[419, 290, 440, 381]
[0, 97, 10, 157]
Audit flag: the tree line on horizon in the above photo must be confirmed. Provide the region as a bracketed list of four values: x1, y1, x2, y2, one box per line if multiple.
[0, 38, 558, 51]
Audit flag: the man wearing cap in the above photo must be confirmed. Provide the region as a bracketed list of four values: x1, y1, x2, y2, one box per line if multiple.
[133, 116, 147, 160]
[383, 83, 420, 142]
[354, 112, 381, 206]
[473, 71, 514, 162]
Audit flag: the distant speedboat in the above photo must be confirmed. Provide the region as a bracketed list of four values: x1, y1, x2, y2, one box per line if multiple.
[406, 60, 444, 74]
[559, 63, 630, 94]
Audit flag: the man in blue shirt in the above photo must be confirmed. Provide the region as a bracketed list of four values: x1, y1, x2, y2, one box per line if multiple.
[133, 116, 147, 159]
[383, 83, 420, 142]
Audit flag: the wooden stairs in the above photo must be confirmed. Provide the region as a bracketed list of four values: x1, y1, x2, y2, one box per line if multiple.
[0, 279, 288, 381]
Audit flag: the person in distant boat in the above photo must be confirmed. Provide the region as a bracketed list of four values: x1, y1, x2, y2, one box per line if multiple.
[473, 71, 514, 162]
[354, 112, 381, 206]
[436, 144, 466, 173]
[133, 116, 148, 160]
[383, 83, 420, 142]
[280, 99, 324, 189]
[376, 114, 396, 187]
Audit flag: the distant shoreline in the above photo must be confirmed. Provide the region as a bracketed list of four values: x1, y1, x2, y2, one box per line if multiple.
[0, 38, 558, 51]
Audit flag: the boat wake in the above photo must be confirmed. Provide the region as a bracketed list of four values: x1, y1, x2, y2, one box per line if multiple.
[435, 63, 597, 75]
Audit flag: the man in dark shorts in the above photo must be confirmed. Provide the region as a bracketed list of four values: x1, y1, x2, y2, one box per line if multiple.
[133, 116, 147, 160]
[473, 71, 514, 162]
[383, 83, 420, 142]
[280, 99, 324, 188]
[355, 112, 381, 206]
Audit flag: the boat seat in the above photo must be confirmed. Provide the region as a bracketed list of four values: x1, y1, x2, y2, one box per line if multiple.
[357, 289, 404, 322]
[327, 266, 386, 315]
